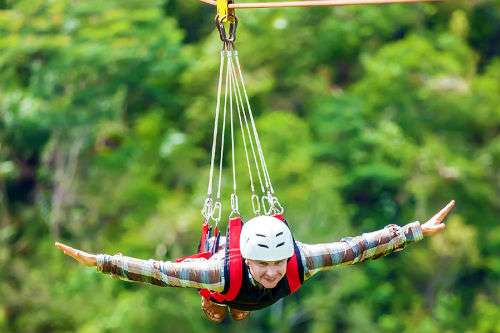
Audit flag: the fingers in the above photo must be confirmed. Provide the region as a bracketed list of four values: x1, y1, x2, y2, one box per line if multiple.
[55, 242, 86, 260]
[422, 220, 447, 237]
[55, 242, 75, 255]
[432, 200, 455, 224]
[429, 223, 446, 236]
[421, 200, 455, 237]
[432, 223, 446, 232]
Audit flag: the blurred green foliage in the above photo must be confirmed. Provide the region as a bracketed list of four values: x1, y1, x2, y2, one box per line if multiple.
[1, 0, 499, 332]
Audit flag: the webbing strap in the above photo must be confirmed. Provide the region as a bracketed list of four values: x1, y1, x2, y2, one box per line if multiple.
[200, 216, 244, 303]
[273, 213, 302, 293]
[286, 251, 301, 293]
[220, 216, 244, 301]
[176, 221, 212, 262]
[175, 252, 212, 263]
[199, 222, 210, 252]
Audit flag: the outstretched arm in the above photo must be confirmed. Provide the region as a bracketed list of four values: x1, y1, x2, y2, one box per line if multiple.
[299, 200, 455, 281]
[55, 242, 224, 292]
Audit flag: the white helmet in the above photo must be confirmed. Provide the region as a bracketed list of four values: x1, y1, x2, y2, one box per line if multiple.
[240, 215, 294, 261]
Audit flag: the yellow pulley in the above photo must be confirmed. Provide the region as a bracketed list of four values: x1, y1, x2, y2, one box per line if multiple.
[215, 0, 237, 45]
[216, 0, 236, 23]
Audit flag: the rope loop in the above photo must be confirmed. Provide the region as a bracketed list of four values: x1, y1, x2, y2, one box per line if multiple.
[201, 197, 213, 220]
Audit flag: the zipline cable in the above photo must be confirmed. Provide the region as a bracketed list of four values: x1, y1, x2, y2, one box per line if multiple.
[203, 0, 441, 10]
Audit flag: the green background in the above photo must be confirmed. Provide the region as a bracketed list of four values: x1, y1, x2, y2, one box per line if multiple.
[0, 0, 499, 332]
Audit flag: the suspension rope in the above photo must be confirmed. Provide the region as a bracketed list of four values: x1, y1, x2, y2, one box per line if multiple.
[202, 50, 226, 220]
[212, 48, 229, 226]
[202, 0, 439, 219]
[233, 51, 284, 214]
[231, 51, 265, 193]
[230, 56, 255, 194]
[228, 50, 240, 216]
[233, 53, 274, 194]
[206, 12, 286, 219]
[207, 51, 225, 198]
[229, 51, 266, 196]
[228, 50, 264, 215]
[229, 52, 237, 196]
[215, 50, 230, 202]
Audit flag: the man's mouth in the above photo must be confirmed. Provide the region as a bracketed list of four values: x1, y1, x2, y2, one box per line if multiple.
[263, 277, 278, 284]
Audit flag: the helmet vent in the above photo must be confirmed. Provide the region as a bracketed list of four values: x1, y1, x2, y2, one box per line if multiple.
[276, 242, 285, 248]
[276, 232, 284, 237]
[257, 244, 269, 248]
[256, 233, 266, 237]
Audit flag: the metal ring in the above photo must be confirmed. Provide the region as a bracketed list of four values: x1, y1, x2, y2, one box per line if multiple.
[230, 193, 240, 216]
[251, 193, 261, 215]
[272, 196, 284, 214]
[211, 201, 222, 224]
[201, 197, 213, 220]
[261, 194, 272, 215]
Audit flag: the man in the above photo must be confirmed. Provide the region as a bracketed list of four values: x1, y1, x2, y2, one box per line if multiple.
[55, 200, 454, 323]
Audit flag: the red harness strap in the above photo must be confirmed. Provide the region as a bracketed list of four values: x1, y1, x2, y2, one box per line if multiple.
[186, 214, 302, 302]
[175, 221, 212, 262]
[273, 213, 302, 294]
[200, 216, 244, 303]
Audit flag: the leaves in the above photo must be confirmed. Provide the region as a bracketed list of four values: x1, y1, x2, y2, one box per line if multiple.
[1, 0, 499, 332]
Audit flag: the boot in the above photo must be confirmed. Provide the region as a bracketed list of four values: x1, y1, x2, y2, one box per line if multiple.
[229, 307, 251, 321]
[201, 297, 226, 323]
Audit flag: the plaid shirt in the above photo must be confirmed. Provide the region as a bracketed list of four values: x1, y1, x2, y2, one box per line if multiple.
[96, 221, 423, 292]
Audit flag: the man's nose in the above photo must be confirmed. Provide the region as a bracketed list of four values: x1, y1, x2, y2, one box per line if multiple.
[266, 267, 282, 277]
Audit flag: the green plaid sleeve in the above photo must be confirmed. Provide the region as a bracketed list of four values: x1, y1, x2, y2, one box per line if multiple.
[298, 221, 424, 281]
[96, 253, 225, 292]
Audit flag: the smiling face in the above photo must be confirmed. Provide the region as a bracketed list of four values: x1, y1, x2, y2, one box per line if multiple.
[246, 259, 288, 289]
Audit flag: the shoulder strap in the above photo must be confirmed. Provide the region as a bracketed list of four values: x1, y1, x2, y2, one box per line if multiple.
[286, 243, 302, 293]
[176, 221, 212, 262]
[221, 215, 244, 301]
[273, 213, 302, 294]
[202, 214, 302, 302]
[201, 215, 244, 303]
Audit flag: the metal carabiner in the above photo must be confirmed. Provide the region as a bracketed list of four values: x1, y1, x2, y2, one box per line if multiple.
[211, 201, 222, 225]
[230, 193, 240, 217]
[261, 193, 272, 215]
[215, 14, 238, 46]
[201, 197, 213, 220]
[271, 196, 284, 214]
[251, 193, 261, 215]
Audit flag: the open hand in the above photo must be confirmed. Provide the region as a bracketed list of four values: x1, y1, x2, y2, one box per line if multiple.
[55, 242, 97, 267]
[421, 200, 455, 237]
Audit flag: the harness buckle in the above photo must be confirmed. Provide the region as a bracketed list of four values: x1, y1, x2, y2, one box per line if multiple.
[230, 193, 240, 217]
